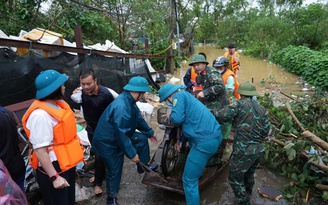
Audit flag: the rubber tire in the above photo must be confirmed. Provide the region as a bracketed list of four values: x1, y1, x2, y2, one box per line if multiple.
[161, 128, 179, 177]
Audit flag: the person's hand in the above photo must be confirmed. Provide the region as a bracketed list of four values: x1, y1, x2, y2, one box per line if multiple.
[53, 175, 70, 189]
[131, 154, 140, 163]
[174, 142, 182, 152]
[165, 113, 171, 122]
[72, 87, 82, 94]
[197, 91, 204, 99]
[150, 135, 158, 144]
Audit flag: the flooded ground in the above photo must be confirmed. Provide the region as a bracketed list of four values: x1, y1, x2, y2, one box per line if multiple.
[76, 110, 291, 205]
[74, 45, 306, 205]
[31, 45, 315, 205]
[173, 46, 313, 103]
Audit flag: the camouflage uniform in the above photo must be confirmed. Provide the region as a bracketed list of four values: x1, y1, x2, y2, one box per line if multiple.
[199, 66, 231, 166]
[214, 97, 270, 205]
[199, 66, 229, 110]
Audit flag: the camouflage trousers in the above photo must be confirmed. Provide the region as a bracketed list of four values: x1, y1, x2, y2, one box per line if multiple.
[228, 152, 263, 205]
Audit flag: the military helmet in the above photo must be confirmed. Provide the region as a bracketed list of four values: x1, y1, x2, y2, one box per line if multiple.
[123, 76, 151, 92]
[213, 56, 229, 67]
[189, 54, 209, 66]
[35, 69, 68, 99]
[236, 82, 259, 96]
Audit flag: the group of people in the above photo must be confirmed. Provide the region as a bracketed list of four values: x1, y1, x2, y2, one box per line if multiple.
[164, 44, 270, 205]
[0, 42, 269, 205]
[12, 69, 158, 205]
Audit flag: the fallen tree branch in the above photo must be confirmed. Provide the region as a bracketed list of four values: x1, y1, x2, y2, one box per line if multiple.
[285, 102, 328, 151]
[269, 138, 328, 174]
[285, 102, 305, 131]
[280, 92, 302, 103]
[302, 130, 328, 151]
[279, 133, 298, 139]
[315, 184, 328, 191]
[300, 151, 328, 173]
[270, 138, 286, 146]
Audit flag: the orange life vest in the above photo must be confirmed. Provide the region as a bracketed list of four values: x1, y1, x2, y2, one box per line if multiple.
[190, 67, 203, 91]
[224, 52, 239, 74]
[22, 100, 84, 172]
[221, 69, 241, 101]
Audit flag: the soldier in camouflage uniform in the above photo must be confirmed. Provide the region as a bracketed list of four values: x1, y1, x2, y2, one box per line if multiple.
[188, 54, 229, 110]
[188, 54, 230, 166]
[213, 82, 271, 205]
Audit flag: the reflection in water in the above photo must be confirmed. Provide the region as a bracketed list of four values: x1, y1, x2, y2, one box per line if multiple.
[172, 45, 312, 101]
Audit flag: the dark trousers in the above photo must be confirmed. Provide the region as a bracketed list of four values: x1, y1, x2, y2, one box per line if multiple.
[36, 161, 76, 205]
[89, 132, 106, 186]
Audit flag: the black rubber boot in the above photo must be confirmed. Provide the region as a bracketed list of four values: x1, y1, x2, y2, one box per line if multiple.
[206, 140, 227, 167]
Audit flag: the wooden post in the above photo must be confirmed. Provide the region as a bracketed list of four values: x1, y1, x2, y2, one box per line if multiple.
[166, 0, 175, 73]
[145, 38, 149, 54]
[74, 26, 85, 64]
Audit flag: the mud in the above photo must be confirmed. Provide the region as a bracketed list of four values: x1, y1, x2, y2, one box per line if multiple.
[75, 109, 291, 205]
[29, 45, 310, 205]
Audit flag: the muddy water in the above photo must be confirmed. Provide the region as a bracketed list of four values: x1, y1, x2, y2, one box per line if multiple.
[173, 45, 312, 101]
[162, 45, 301, 204]
[78, 46, 303, 205]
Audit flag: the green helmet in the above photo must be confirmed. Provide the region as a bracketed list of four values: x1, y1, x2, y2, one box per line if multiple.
[123, 76, 151, 92]
[236, 82, 258, 96]
[158, 84, 185, 102]
[189, 54, 209, 66]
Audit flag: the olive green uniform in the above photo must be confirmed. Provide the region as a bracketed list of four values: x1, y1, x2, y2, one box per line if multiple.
[214, 97, 270, 205]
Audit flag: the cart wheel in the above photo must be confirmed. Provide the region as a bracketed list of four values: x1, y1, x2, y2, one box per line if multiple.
[161, 128, 179, 177]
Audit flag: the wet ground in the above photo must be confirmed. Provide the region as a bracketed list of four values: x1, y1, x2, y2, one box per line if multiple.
[29, 45, 314, 205]
[75, 108, 291, 205]
[74, 104, 292, 205]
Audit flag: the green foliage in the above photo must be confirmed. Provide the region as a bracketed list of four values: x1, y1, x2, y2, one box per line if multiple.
[271, 45, 328, 91]
[260, 93, 328, 202]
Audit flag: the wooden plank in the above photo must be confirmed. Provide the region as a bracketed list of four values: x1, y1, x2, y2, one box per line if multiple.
[0, 38, 167, 59]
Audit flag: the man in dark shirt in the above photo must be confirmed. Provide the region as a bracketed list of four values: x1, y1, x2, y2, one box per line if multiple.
[72, 68, 114, 196]
[0, 105, 26, 192]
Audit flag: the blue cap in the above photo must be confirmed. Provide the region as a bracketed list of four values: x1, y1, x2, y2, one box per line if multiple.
[123, 76, 151, 92]
[158, 84, 185, 102]
[35, 70, 68, 99]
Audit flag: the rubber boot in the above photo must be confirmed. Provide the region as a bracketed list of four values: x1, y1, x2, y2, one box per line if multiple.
[206, 140, 227, 167]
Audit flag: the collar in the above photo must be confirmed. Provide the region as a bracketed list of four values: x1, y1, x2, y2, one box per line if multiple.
[124, 91, 137, 104]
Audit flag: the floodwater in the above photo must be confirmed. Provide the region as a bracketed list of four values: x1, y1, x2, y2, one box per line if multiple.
[173, 45, 313, 102]
[74, 45, 312, 205]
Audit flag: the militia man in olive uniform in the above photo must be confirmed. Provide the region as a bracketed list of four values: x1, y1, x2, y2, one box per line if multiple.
[188, 54, 229, 110]
[213, 82, 271, 205]
[188, 54, 230, 166]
